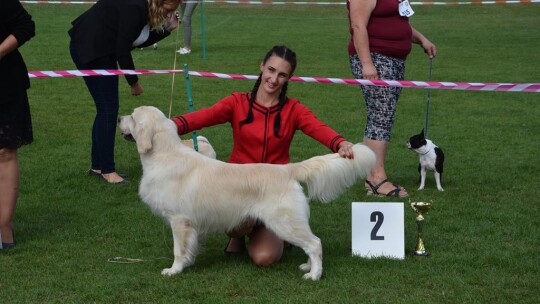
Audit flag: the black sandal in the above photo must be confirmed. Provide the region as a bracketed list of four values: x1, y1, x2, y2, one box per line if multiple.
[1, 231, 16, 250]
[223, 237, 246, 255]
[365, 179, 408, 198]
[284, 241, 293, 251]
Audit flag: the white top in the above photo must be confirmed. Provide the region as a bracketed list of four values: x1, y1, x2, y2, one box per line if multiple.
[132, 25, 150, 47]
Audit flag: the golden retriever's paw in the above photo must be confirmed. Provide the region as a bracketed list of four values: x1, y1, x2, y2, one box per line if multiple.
[161, 267, 182, 276]
[299, 263, 311, 272]
[302, 271, 322, 281]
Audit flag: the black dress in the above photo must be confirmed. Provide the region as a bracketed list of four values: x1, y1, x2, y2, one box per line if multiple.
[0, 0, 36, 149]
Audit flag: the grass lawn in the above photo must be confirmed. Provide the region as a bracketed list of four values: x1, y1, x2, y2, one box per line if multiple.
[1, 1, 539, 303]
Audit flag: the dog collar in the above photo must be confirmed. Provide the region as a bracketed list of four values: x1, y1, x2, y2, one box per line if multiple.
[420, 148, 432, 156]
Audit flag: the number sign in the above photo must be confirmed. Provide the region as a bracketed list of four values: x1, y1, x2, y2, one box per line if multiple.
[351, 202, 405, 259]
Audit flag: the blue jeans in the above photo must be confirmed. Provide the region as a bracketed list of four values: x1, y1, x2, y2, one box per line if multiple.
[70, 43, 119, 174]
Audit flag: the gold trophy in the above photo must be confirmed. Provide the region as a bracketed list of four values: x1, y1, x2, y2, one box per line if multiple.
[410, 200, 433, 257]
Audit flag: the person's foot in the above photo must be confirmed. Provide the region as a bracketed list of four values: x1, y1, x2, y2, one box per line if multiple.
[177, 47, 191, 55]
[100, 172, 127, 184]
[365, 179, 408, 197]
[88, 169, 101, 176]
[224, 237, 245, 255]
[0, 227, 15, 250]
[89, 169, 127, 178]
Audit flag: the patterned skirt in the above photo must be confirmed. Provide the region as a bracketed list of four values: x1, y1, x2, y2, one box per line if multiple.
[349, 52, 405, 142]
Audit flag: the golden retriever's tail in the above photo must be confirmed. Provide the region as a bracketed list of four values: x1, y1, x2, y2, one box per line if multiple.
[290, 144, 375, 203]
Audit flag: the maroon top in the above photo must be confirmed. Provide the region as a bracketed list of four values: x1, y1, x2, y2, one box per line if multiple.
[347, 0, 413, 60]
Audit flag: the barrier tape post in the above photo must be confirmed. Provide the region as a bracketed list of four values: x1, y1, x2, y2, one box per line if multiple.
[183, 64, 199, 152]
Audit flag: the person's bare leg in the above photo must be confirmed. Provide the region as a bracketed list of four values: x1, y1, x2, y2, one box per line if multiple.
[248, 225, 284, 267]
[0, 148, 19, 244]
[224, 218, 256, 254]
[364, 138, 407, 197]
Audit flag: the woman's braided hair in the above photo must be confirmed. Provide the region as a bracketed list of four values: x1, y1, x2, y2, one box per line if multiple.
[240, 45, 297, 138]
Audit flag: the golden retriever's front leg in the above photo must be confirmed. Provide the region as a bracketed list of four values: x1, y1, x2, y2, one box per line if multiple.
[161, 216, 198, 276]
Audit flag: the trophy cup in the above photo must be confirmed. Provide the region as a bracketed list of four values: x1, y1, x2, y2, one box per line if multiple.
[410, 200, 432, 256]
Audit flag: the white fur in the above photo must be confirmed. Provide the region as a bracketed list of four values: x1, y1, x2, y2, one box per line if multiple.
[407, 139, 444, 191]
[119, 106, 376, 280]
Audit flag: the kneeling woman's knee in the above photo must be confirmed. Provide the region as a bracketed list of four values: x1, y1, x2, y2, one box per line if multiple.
[249, 248, 282, 267]
[248, 226, 284, 267]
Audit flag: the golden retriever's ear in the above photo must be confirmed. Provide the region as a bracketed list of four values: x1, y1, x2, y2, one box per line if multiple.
[134, 118, 153, 154]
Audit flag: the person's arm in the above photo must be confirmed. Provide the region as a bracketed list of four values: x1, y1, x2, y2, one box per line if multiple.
[294, 103, 354, 158]
[349, 0, 378, 80]
[0, 35, 18, 61]
[411, 26, 436, 59]
[172, 95, 237, 135]
[116, 4, 148, 89]
[0, 0, 35, 61]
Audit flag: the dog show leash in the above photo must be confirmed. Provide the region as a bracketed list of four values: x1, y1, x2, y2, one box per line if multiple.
[424, 58, 434, 138]
[107, 256, 171, 264]
[168, 11, 182, 119]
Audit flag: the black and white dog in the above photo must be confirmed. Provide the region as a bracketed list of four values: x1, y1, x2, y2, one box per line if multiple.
[406, 130, 445, 191]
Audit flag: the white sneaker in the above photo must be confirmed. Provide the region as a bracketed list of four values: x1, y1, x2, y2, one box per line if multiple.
[177, 47, 191, 55]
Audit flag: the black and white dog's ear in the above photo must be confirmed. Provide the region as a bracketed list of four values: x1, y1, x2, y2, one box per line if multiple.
[134, 117, 153, 154]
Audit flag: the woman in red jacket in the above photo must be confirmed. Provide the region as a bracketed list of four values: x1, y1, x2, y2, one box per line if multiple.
[172, 45, 356, 266]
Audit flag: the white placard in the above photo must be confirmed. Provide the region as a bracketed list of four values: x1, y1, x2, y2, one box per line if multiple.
[351, 202, 404, 259]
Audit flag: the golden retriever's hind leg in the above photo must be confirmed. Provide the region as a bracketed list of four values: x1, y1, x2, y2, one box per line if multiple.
[299, 260, 311, 272]
[267, 219, 323, 281]
[161, 216, 198, 276]
[298, 237, 323, 281]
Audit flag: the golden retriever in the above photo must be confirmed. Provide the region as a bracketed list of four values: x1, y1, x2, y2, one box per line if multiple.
[118, 106, 375, 280]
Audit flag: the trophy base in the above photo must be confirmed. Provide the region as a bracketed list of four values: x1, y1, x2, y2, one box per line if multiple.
[414, 251, 430, 257]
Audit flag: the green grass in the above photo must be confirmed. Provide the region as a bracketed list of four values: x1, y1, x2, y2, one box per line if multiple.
[1, 1, 539, 303]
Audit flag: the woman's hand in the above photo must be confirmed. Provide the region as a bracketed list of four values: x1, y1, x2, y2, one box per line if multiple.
[338, 141, 355, 159]
[165, 11, 181, 32]
[130, 81, 144, 96]
[421, 40, 437, 59]
[361, 63, 378, 80]
[412, 27, 437, 59]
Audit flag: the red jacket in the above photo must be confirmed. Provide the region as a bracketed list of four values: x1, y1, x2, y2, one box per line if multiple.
[172, 92, 346, 164]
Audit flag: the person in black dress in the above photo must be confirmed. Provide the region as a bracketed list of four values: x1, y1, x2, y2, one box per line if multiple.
[0, 0, 35, 250]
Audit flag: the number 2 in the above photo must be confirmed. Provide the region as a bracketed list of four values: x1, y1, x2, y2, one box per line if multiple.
[370, 211, 385, 240]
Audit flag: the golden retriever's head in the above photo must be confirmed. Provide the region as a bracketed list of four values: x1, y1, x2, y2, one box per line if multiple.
[118, 106, 176, 154]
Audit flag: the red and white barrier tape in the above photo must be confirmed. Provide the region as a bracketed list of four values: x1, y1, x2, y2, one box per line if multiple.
[28, 69, 540, 93]
[20, 0, 540, 5]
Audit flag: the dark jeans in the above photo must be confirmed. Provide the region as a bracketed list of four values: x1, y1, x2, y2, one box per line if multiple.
[70, 43, 119, 174]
